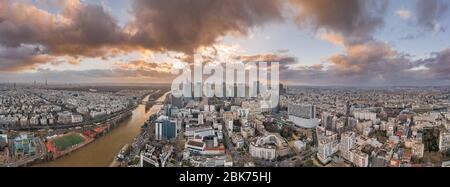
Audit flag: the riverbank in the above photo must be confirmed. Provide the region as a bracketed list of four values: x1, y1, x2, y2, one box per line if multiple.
[109, 93, 167, 167]
[24, 103, 137, 166]
[34, 91, 169, 167]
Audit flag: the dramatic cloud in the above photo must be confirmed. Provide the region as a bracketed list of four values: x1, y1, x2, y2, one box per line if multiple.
[128, 0, 284, 54]
[0, 0, 449, 86]
[415, 0, 448, 32]
[0, 67, 175, 84]
[0, 0, 284, 71]
[114, 60, 173, 73]
[281, 42, 405, 84]
[236, 53, 298, 70]
[420, 49, 450, 80]
[0, 0, 126, 55]
[0, 45, 60, 72]
[290, 0, 389, 44]
[278, 0, 450, 85]
[325, 42, 415, 83]
[279, 43, 450, 86]
[0, 0, 128, 71]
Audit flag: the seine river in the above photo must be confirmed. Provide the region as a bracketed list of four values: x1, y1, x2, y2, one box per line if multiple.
[36, 92, 168, 167]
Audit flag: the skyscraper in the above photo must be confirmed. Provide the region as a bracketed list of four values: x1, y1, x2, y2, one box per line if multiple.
[339, 131, 356, 161]
[155, 116, 177, 141]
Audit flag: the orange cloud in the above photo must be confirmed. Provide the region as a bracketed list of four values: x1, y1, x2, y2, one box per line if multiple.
[317, 31, 344, 46]
[114, 60, 172, 73]
[0, 0, 285, 71]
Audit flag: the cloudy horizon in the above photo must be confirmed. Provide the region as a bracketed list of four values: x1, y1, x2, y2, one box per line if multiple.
[0, 0, 449, 86]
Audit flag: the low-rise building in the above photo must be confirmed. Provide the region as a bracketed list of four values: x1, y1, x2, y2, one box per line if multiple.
[71, 115, 83, 124]
[350, 149, 369, 167]
[412, 141, 424, 158]
[249, 134, 287, 160]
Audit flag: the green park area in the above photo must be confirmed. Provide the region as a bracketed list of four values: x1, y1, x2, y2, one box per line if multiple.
[53, 134, 85, 151]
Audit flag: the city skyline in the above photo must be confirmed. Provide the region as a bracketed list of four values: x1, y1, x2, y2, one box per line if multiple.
[0, 0, 449, 86]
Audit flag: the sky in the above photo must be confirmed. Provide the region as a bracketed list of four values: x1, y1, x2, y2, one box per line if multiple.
[0, 0, 449, 86]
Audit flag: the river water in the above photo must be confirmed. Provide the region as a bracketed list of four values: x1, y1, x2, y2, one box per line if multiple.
[36, 92, 168, 167]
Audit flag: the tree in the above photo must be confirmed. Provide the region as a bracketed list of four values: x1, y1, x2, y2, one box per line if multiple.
[263, 121, 279, 133]
[281, 125, 294, 139]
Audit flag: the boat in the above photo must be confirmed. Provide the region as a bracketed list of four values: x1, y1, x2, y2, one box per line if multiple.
[116, 144, 131, 161]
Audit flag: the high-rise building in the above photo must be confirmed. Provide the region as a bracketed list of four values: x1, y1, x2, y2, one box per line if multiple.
[321, 112, 336, 131]
[198, 113, 204, 125]
[339, 131, 356, 161]
[288, 103, 316, 119]
[439, 131, 450, 152]
[317, 138, 333, 164]
[353, 111, 377, 121]
[279, 83, 286, 95]
[347, 117, 358, 129]
[155, 116, 177, 141]
[288, 103, 318, 128]
[321, 112, 329, 128]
